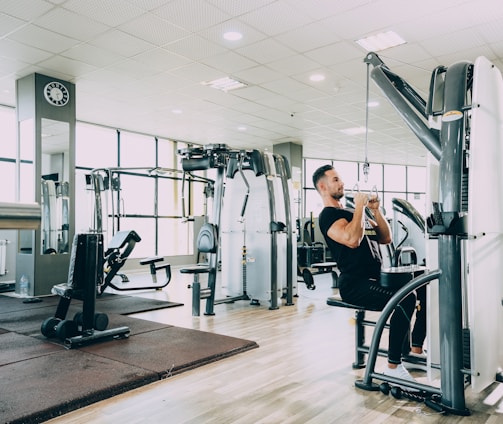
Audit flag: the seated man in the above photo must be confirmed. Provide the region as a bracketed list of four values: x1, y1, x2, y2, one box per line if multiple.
[312, 164, 426, 384]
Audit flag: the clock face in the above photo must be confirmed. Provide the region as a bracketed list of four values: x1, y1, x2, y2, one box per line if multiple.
[43, 81, 70, 107]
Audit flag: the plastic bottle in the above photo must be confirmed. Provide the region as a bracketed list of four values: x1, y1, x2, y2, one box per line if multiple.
[19, 274, 30, 297]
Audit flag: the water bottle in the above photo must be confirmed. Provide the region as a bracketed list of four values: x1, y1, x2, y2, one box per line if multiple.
[19, 274, 30, 297]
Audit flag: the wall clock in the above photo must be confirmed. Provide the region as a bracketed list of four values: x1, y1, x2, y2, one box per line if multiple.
[43, 81, 70, 107]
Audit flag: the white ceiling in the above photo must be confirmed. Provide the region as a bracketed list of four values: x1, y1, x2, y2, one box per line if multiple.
[1, 0, 503, 167]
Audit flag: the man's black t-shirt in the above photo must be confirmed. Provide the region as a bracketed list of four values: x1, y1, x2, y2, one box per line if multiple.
[318, 206, 382, 283]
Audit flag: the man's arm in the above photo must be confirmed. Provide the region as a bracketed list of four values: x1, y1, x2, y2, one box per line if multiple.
[367, 197, 392, 244]
[327, 192, 368, 249]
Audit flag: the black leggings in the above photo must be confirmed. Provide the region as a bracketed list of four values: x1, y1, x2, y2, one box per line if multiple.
[339, 275, 427, 364]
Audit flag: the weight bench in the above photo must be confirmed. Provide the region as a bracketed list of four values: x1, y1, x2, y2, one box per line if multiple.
[101, 230, 171, 294]
[327, 296, 384, 369]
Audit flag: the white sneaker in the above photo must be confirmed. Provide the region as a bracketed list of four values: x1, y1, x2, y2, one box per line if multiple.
[382, 363, 418, 391]
[409, 349, 427, 359]
[403, 352, 427, 372]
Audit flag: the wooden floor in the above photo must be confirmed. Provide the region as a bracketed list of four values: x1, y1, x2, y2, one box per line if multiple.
[45, 270, 503, 424]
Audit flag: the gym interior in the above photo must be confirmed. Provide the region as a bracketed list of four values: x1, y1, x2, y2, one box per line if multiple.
[1, 1, 503, 423]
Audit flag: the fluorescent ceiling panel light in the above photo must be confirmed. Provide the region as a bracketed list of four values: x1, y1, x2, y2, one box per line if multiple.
[309, 73, 325, 82]
[340, 126, 373, 136]
[356, 30, 406, 52]
[223, 31, 243, 41]
[202, 76, 248, 92]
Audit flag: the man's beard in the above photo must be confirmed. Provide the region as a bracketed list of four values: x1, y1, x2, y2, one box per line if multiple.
[331, 190, 344, 200]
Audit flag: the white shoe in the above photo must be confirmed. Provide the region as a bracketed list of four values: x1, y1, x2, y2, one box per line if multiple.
[403, 352, 427, 372]
[409, 348, 427, 359]
[382, 363, 418, 391]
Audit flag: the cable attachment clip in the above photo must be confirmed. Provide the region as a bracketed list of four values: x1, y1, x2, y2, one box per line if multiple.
[363, 161, 370, 183]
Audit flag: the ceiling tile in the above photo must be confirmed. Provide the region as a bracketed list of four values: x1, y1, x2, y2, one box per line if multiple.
[118, 12, 191, 46]
[163, 34, 227, 60]
[33, 7, 109, 41]
[238, 1, 314, 36]
[64, 0, 146, 27]
[200, 50, 258, 74]
[152, 0, 231, 31]
[0, 0, 54, 21]
[8, 25, 80, 54]
[89, 29, 155, 56]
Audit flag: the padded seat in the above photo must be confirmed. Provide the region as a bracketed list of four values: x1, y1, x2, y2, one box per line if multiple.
[327, 296, 379, 311]
[139, 256, 163, 265]
[180, 265, 211, 274]
[51, 283, 79, 299]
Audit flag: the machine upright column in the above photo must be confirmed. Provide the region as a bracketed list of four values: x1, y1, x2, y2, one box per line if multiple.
[204, 164, 225, 316]
[437, 234, 469, 415]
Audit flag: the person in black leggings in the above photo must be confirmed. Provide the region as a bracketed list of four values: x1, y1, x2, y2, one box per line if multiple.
[313, 164, 426, 383]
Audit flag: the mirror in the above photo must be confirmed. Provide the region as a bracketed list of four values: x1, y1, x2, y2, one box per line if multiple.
[40, 118, 70, 254]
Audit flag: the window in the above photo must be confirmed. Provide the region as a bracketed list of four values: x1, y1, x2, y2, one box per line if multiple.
[303, 158, 426, 218]
[334, 160, 359, 190]
[158, 177, 181, 217]
[384, 164, 406, 192]
[119, 131, 155, 168]
[0, 107, 16, 159]
[76, 123, 117, 169]
[74, 125, 199, 258]
[158, 218, 193, 256]
[158, 138, 177, 169]
[304, 159, 330, 189]
[0, 161, 16, 202]
[19, 162, 34, 203]
[407, 166, 426, 193]
[119, 174, 155, 216]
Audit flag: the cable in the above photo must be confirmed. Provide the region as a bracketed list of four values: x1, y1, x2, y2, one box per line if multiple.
[363, 62, 370, 183]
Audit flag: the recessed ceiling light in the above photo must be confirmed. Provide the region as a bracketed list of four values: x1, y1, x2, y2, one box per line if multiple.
[202, 76, 248, 92]
[172, 109, 183, 114]
[368, 101, 379, 107]
[309, 74, 325, 82]
[340, 127, 373, 136]
[223, 31, 243, 41]
[356, 30, 406, 52]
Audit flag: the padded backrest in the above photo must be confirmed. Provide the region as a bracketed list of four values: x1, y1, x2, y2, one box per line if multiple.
[68, 233, 103, 290]
[197, 223, 218, 253]
[106, 230, 141, 251]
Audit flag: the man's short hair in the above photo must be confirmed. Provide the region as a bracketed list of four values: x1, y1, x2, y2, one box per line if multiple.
[312, 164, 334, 191]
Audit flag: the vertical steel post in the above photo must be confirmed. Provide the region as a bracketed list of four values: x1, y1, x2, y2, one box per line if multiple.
[204, 163, 225, 316]
[435, 61, 471, 415]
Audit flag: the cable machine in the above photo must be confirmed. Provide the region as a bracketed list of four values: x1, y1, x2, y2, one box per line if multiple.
[87, 166, 184, 293]
[354, 52, 503, 415]
[178, 144, 296, 315]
